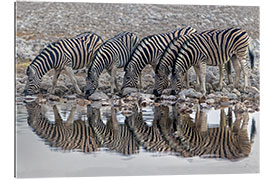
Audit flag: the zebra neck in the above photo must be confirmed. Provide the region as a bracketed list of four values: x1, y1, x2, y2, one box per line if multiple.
[30, 57, 53, 79]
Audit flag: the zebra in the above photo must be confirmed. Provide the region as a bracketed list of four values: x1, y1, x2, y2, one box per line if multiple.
[87, 105, 140, 155]
[175, 104, 252, 160]
[154, 28, 254, 96]
[23, 32, 103, 95]
[85, 32, 140, 98]
[121, 27, 197, 91]
[26, 102, 100, 153]
[125, 105, 176, 154]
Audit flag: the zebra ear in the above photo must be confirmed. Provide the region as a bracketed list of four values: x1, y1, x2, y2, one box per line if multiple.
[27, 66, 35, 77]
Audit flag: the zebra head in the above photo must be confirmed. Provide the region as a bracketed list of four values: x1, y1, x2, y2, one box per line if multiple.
[170, 71, 185, 96]
[23, 66, 40, 95]
[122, 64, 138, 89]
[153, 71, 168, 97]
[85, 70, 98, 98]
[153, 64, 170, 97]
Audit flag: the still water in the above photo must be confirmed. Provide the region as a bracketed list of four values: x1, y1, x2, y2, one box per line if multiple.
[15, 99, 259, 178]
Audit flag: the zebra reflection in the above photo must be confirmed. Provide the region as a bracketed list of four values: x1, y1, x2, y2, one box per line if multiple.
[87, 105, 140, 155]
[173, 104, 253, 160]
[26, 101, 99, 153]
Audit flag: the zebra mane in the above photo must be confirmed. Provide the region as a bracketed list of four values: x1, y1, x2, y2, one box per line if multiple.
[123, 30, 174, 71]
[155, 34, 194, 74]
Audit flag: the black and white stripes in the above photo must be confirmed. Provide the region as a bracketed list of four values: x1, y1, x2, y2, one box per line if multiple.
[121, 26, 196, 89]
[154, 28, 254, 96]
[24, 32, 103, 95]
[85, 31, 139, 97]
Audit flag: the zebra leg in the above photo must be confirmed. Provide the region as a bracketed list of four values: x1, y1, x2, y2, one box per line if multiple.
[52, 105, 63, 124]
[193, 66, 201, 91]
[64, 66, 82, 95]
[226, 60, 234, 84]
[231, 56, 241, 89]
[185, 70, 190, 88]
[108, 66, 117, 94]
[171, 73, 178, 95]
[66, 106, 76, 124]
[199, 63, 207, 95]
[217, 64, 224, 91]
[49, 69, 61, 94]
[240, 59, 249, 92]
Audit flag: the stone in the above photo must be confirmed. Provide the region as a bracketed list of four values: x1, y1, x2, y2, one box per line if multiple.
[207, 93, 216, 99]
[64, 95, 77, 100]
[48, 94, 60, 102]
[77, 99, 91, 106]
[232, 89, 241, 96]
[200, 103, 208, 109]
[121, 87, 138, 96]
[205, 98, 215, 104]
[179, 88, 202, 99]
[88, 91, 109, 101]
[227, 93, 238, 100]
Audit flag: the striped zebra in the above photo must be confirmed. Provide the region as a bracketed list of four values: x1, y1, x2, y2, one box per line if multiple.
[26, 102, 100, 153]
[125, 106, 176, 154]
[23, 32, 103, 95]
[175, 105, 251, 160]
[121, 27, 197, 91]
[87, 105, 140, 155]
[154, 28, 254, 96]
[85, 32, 139, 98]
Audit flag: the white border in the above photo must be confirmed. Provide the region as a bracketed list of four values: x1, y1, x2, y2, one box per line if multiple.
[1, 0, 269, 180]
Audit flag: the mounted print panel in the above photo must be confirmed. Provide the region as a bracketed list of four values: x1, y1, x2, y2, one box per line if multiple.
[15, 1, 260, 178]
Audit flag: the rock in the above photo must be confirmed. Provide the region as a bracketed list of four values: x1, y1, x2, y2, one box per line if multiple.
[122, 87, 138, 96]
[64, 95, 77, 100]
[88, 91, 109, 101]
[76, 99, 91, 106]
[200, 103, 208, 109]
[101, 101, 110, 106]
[232, 89, 241, 96]
[246, 86, 260, 94]
[219, 96, 229, 106]
[205, 98, 215, 104]
[179, 88, 202, 99]
[48, 95, 60, 101]
[227, 93, 238, 100]
[207, 93, 216, 99]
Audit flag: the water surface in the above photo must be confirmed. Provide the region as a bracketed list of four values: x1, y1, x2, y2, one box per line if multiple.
[15, 100, 259, 178]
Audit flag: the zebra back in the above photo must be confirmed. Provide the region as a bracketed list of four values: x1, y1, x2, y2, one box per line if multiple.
[174, 28, 250, 73]
[87, 31, 140, 77]
[124, 27, 196, 73]
[121, 27, 196, 88]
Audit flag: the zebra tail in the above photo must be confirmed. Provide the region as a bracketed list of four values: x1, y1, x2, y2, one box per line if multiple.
[226, 61, 232, 75]
[248, 46, 255, 69]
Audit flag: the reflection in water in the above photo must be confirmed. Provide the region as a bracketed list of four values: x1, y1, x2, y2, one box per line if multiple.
[25, 101, 255, 160]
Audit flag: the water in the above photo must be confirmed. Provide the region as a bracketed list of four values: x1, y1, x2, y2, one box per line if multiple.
[15, 99, 259, 178]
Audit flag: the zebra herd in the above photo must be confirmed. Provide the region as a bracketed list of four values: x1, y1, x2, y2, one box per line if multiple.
[23, 27, 254, 98]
